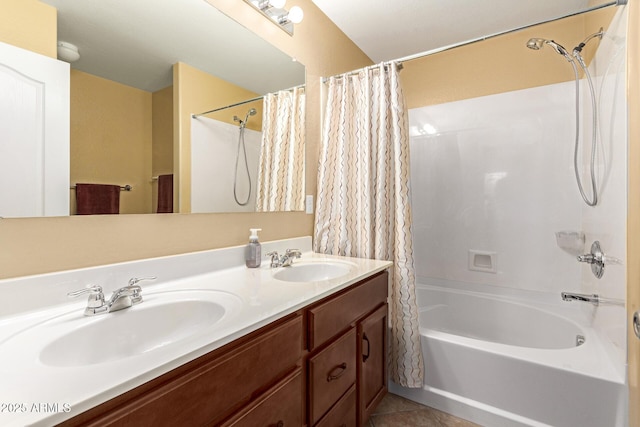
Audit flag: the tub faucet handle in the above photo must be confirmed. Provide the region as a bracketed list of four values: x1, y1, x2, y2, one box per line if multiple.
[577, 241, 605, 279]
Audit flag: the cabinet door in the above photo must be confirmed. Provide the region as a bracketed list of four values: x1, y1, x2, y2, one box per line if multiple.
[357, 304, 387, 424]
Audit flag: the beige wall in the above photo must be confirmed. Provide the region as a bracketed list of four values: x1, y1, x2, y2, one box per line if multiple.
[70, 70, 153, 215]
[0, 0, 56, 58]
[152, 86, 174, 176]
[402, 7, 616, 108]
[152, 86, 174, 213]
[173, 62, 263, 213]
[0, 0, 371, 278]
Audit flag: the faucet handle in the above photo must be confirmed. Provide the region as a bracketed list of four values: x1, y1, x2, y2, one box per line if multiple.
[266, 251, 280, 268]
[285, 249, 302, 258]
[577, 241, 605, 279]
[126, 277, 155, 304]
[127, 276, 157, 287]
[68, 285, 107, 315]
[68, 284, 104, 301]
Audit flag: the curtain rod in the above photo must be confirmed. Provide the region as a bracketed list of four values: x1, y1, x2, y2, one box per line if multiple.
[322, 62, 403, 84]
[322, 0, 624, 83]
[192, 84, 305, 118]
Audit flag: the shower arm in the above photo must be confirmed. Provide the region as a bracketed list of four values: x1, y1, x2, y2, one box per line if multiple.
[572, 28, 605, 55]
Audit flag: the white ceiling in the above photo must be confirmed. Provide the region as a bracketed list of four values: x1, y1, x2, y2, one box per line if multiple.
[310, 0, 610, 62]
[39, 0, 614, 94]
[40, 0, 305, 94]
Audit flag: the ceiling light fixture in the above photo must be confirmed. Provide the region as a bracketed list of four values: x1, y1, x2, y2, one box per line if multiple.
[57, 41, 80, 63]
[244, 0, 303, 35]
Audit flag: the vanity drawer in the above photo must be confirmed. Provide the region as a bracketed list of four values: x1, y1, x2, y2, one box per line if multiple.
[308, 328, 356, 425]
[308, 271, 387, 350]
[314, 384, 356, 427]
[222, 369, 303, 427]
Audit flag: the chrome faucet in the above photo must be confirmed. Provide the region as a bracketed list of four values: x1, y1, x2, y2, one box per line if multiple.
[266, 249, 302, 268]
[68, 277, 156, 316]
[561, 292, 600, 306]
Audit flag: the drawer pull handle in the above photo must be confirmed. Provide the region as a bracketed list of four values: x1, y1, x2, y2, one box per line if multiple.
[276, 421, 284, 427]
[362, 333, 370, 362]
[327, 362, 348, 382]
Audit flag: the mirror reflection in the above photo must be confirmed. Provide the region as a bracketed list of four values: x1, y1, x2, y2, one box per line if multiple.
[42, 0, 306, 216]
[191, 84, 305, 213]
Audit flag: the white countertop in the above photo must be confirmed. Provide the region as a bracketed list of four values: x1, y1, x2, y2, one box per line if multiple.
[0, 237, 391, 426]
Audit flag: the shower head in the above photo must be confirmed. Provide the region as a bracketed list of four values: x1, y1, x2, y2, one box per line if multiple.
[234, 108, 257, 130]
[243, 108, 257, 125]
[526, 38, 545, 50]
[526, 38, 573, 62]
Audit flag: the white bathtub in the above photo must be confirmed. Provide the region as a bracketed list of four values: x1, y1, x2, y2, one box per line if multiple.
[389, 283, 626, 427]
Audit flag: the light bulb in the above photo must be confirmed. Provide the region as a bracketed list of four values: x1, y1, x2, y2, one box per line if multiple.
[270, 0, 286, 8]
[288, 6, 304, 24]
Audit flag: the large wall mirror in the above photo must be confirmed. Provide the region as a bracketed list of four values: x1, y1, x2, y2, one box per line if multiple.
[38, 0, 305, 216]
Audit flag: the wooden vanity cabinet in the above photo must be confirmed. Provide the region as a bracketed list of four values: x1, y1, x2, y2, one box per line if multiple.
[60, 313, 304, 427]
[306, 271, 388, 426]
[60, 270, 388, 427]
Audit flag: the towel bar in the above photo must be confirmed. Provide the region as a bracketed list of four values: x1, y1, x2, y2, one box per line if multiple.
[70, 184, 132, 191]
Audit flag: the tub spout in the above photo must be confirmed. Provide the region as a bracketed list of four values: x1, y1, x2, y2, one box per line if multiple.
[561, 292, 599, 306]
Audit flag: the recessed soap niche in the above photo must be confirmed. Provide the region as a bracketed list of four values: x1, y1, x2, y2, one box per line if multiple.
[468, 250, 497, 273]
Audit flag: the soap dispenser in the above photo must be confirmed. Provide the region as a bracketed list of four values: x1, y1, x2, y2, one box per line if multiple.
[245, 228, 262, 268]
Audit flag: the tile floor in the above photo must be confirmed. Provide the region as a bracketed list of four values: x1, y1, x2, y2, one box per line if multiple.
[368, 393, 480, 427]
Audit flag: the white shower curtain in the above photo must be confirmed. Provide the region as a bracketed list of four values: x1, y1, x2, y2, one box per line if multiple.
[314, 63, 424, 387]
[256, 87, 305, 212]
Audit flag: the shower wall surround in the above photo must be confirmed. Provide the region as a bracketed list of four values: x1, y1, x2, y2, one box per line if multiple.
[409, 7, 627, 372]
[190, 117, 262, 213]
[410, 83, 581, 291]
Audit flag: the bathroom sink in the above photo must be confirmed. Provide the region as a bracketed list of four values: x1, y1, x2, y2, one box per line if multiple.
[273, 260, 355, 282]
[5, 290, 242, 367]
